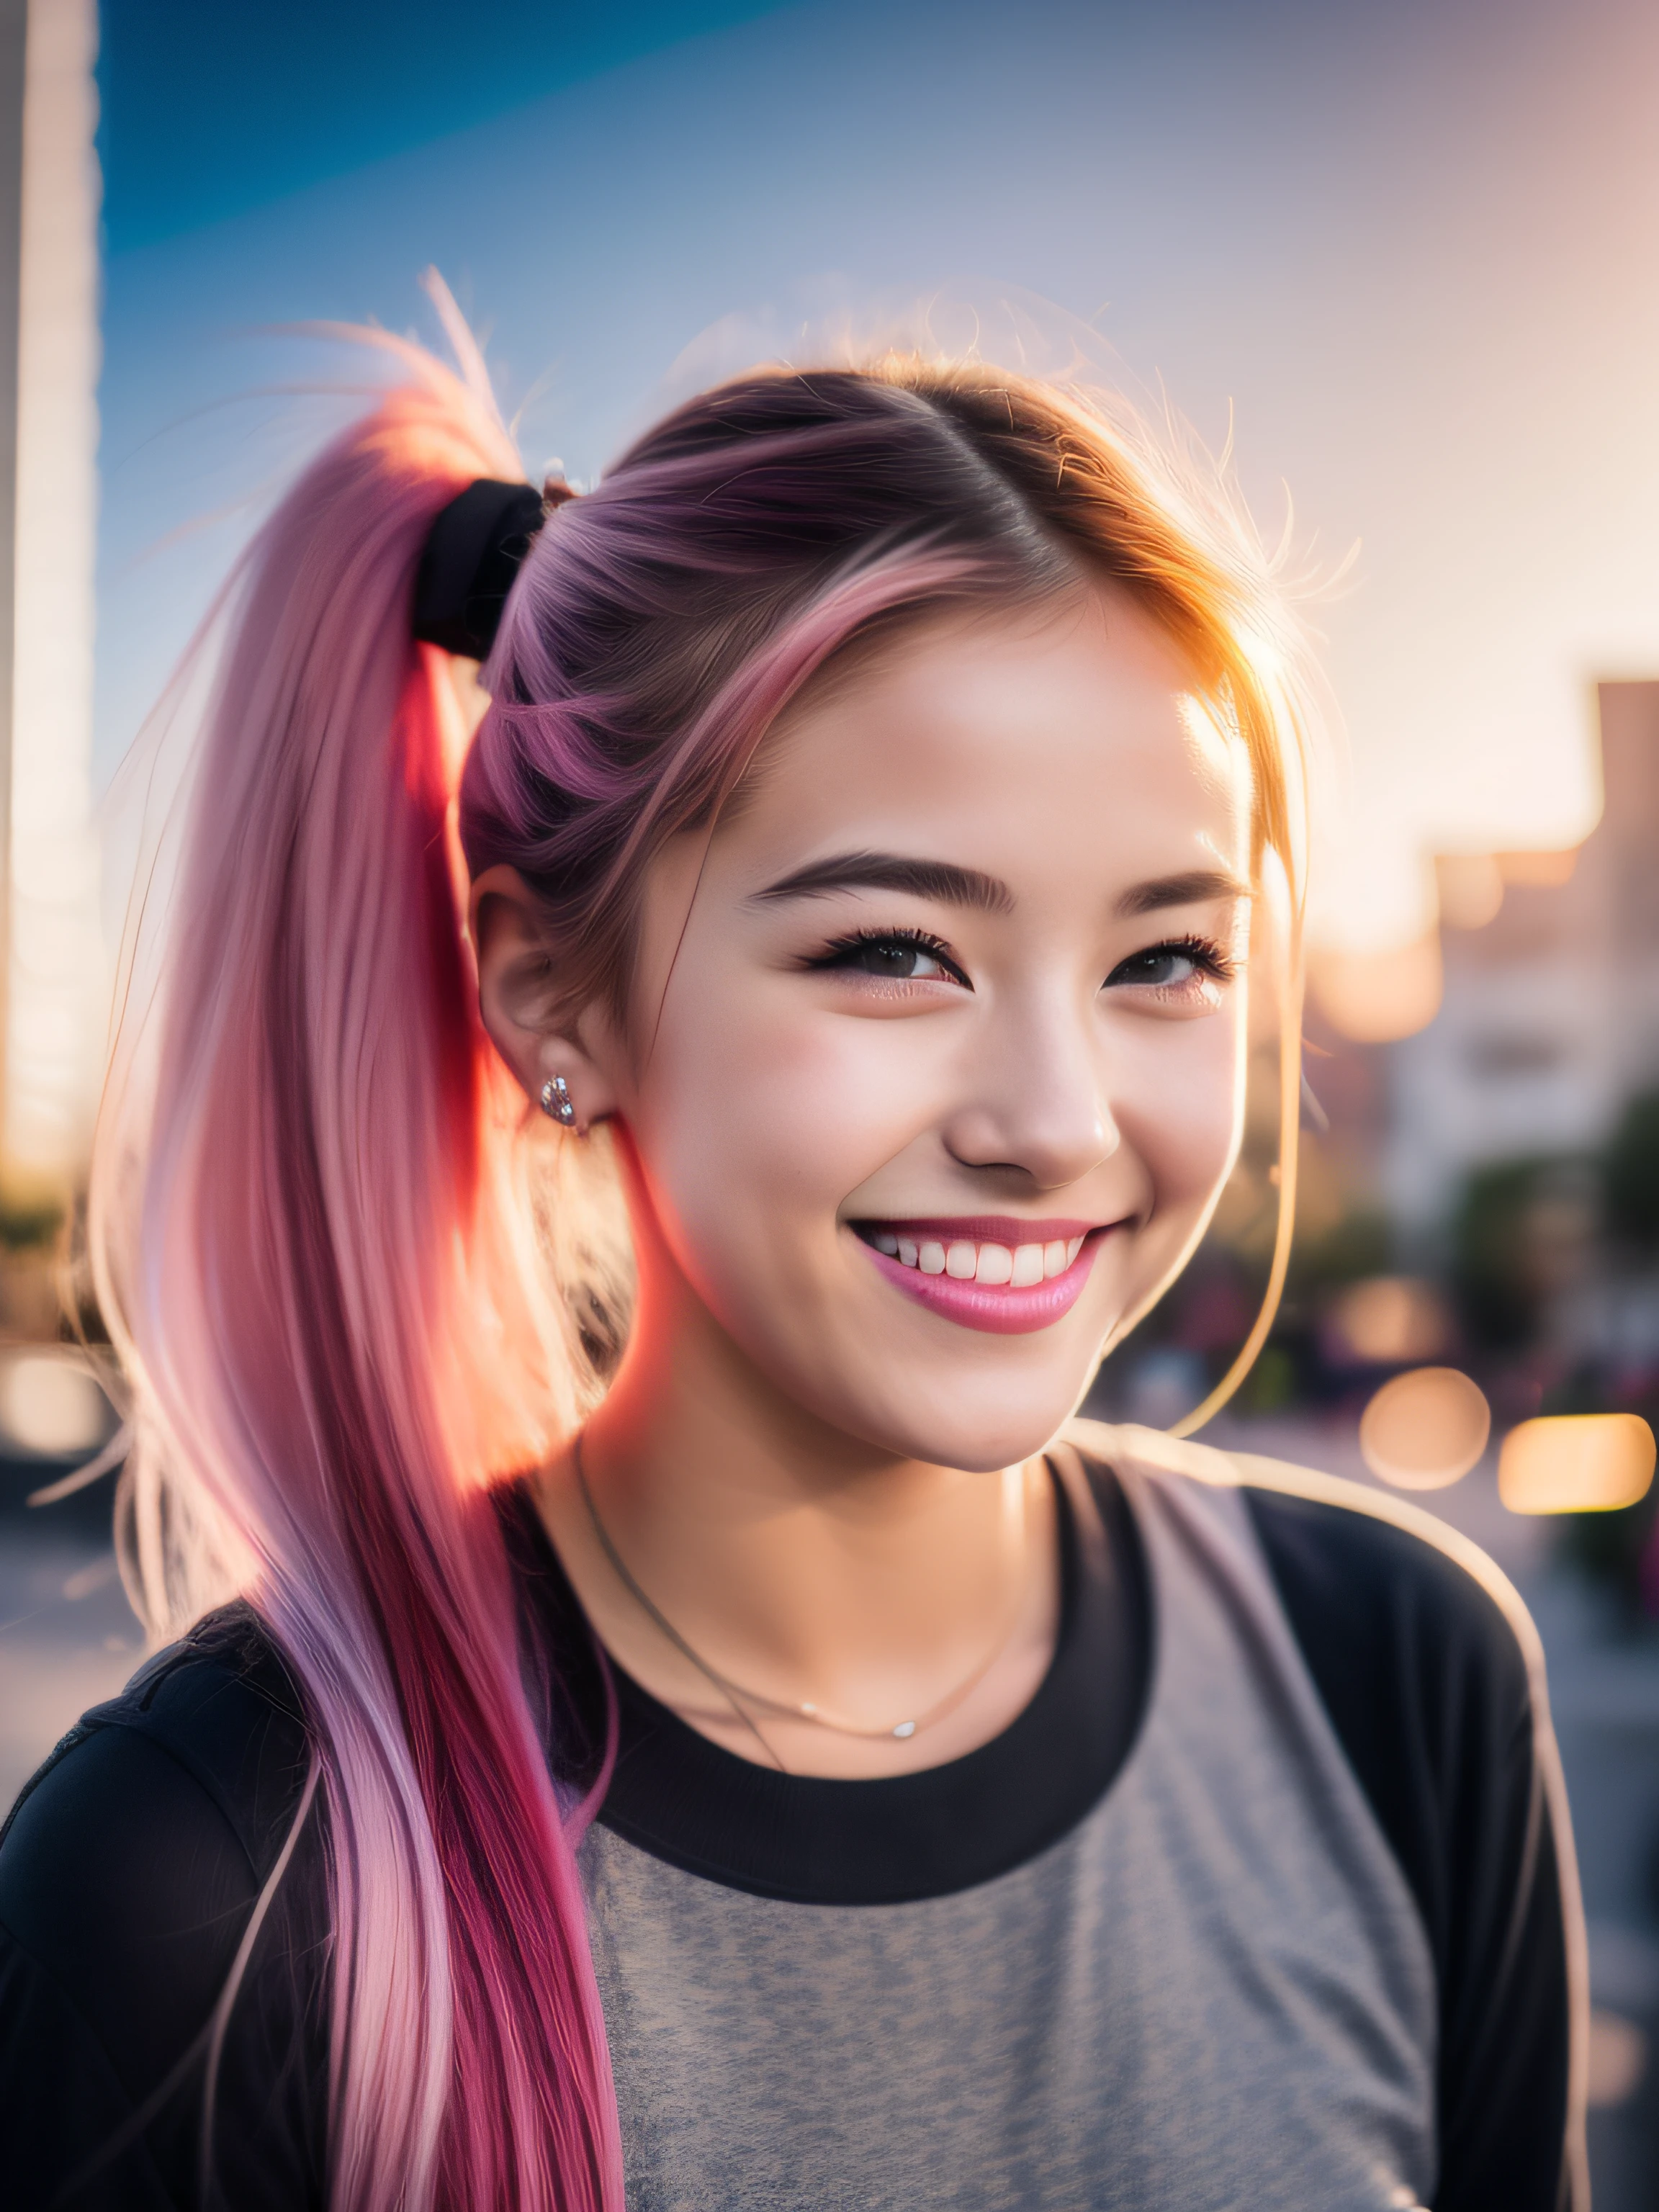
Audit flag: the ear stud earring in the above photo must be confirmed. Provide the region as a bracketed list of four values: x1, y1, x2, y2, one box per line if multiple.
[539, 1074, 580, 1128]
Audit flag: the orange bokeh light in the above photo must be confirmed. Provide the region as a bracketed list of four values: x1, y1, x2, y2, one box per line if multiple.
[1359, 1367, 1491, 1490]
[1328, 1276, 1453, 1365]
[1498, 1413, 1656, 1515]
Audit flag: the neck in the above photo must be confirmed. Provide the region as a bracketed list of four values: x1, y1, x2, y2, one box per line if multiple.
[535, 1206, 1060, 1776]
[588, 1263, 1011, 1678]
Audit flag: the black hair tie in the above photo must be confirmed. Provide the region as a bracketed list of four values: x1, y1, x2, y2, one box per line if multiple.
[413, 476, 570, 660]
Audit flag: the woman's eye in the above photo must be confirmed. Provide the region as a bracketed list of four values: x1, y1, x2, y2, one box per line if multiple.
[1113, 947, 1200, 988]
[813, 932, 967, 984]
[1106, 939, 1230, 994]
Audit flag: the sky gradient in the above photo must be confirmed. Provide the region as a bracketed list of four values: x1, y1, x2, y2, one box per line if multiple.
[94, 0, 1659, 950]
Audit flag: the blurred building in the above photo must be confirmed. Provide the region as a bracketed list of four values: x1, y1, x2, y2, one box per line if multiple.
[0, 0, 102, 1217]
[1385, 683, 1659, 1236]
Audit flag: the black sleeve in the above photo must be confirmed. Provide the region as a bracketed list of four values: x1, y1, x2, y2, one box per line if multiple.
[0, 1607, 329, 2211]
[1244, 1484, 1582, 2212]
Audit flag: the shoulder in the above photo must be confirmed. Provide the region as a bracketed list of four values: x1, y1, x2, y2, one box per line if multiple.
[2, 1598, 313, 1882]
[1066, 1421, 1587, 2208]
[0, 1601, 316, 2103]
[1064, 1416, 1539, 1714]
[1062, 1421, 1569, 1973]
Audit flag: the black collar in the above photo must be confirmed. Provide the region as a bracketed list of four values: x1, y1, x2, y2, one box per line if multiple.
[497, 1453, 1151, 1906]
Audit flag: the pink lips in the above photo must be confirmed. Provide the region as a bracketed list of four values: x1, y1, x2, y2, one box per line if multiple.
[854, 1215, 1108, 1336]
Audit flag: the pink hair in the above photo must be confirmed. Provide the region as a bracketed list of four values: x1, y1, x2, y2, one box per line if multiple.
[92, 338, 621, 2209]
[91, 325, 1305, 2208]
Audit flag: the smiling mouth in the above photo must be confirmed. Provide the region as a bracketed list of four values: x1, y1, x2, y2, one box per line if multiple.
[849, 1215, 1115, 1335]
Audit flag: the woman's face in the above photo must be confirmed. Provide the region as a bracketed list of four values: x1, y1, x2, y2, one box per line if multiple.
[610, 587, 1254, 1472]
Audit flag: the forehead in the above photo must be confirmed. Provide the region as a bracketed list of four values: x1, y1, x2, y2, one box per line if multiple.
[715, 589, 1251, 901]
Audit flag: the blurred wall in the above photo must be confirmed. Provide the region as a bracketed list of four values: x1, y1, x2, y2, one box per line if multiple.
[1388, 685, 1659, 1231]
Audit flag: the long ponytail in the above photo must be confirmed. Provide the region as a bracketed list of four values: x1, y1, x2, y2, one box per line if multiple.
[89, 328, 624, 2208]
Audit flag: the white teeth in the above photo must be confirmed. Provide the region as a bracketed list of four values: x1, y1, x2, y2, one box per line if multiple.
[872, 1229, 1091, 1288]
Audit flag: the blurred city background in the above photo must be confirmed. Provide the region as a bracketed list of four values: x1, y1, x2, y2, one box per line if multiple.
[0, 0, 1657, 2199]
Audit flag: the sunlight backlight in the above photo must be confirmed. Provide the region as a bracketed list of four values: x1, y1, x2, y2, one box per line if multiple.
[1307, 935, 1443, 1044]
[1500, 849, 1579, 890]
[1435, 855, 1505, 932]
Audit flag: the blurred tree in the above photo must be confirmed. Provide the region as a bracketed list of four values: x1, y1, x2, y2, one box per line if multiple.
[1450, 1156, 1592, 1351]
[0, 1192, 60, 1251]
[1241, 1342, 1297, 1413]
[1284, 1207, 1391, 1304]
[1557, 1484, 1659, 1623]
[1604, 1089, 1659, 1253]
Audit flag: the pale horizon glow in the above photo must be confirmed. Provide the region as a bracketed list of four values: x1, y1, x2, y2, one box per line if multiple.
[9, 0, 102, 1185]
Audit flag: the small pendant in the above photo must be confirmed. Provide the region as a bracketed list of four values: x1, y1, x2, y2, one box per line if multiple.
[891, 1720, 917, 1739]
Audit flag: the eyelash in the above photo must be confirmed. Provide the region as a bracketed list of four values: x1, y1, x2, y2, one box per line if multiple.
[804, 927, 1235, 992]
[1106, 933, 1237, 991]
[804, 926, 971, 985]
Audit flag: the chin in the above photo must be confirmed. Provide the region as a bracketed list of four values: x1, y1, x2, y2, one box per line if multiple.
[830, 1361, 1097, 1474]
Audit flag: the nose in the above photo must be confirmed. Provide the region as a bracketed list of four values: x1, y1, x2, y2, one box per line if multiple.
[939, 992, 1119, 1191]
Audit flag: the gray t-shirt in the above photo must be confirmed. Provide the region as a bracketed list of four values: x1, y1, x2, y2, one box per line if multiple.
[579, 1437, 1445, 2211]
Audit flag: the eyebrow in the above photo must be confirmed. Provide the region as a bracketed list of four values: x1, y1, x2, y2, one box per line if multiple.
[750, 850, 1015, 914]
[1115, 868, 1252, 917]
[749, 853, 1250, 921]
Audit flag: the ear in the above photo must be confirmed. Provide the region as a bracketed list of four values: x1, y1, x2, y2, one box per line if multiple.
[469, 863, 620, 1128]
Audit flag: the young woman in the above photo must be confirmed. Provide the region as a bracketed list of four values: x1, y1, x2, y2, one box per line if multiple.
[0, 328, 1583, 2212]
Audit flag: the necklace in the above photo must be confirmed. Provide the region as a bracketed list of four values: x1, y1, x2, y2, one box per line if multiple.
[572, 1437, 1033, 1769]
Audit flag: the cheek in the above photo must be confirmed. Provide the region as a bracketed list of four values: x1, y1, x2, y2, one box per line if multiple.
[626, 983, 926, 1305]
[1111, 1012, 1246, 1218]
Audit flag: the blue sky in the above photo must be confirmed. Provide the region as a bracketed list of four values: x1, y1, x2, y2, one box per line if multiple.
[98, 4, 796, 249]
[94, 0, 1659, 949]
